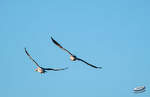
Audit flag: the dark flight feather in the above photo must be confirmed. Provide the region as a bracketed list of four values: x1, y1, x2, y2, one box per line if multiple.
[24, 48, 41, 67]
[51, 37, 73, 56]
[76, 58, 102, 69]
[44, 67, 68, 71]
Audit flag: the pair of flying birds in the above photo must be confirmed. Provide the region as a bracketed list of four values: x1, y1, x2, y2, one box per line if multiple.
[25, 37, 102, 74]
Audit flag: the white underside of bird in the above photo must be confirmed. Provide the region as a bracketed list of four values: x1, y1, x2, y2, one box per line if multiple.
[35, 67, 44, 73]
[133, 86, 145, 91]
[70, 56, 76, 61]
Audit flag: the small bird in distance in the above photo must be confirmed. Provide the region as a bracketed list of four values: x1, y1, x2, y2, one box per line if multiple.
[133, 86, 146, 93]
[24, 48, 68, 74]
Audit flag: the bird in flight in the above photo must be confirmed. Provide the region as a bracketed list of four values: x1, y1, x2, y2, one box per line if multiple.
[133, 86, 146, 93]
[51, 37, 102, 69]
[24, 48, 68, 74]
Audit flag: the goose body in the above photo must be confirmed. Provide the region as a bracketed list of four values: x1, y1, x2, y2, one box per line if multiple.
[35, 67, 45, 73]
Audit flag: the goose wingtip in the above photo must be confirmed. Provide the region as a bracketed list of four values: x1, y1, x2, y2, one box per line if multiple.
[65, 67, 69, 69]
[50, 36, 54, 40]
[24, 48, 27, 51]
[98, 67, 102, 69]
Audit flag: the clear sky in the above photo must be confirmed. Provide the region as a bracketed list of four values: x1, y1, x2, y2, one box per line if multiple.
[1, 0, 150, 97]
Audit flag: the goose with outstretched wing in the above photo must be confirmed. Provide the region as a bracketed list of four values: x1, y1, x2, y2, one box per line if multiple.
[51, 37, 102, 69]
[24, 48, 68, 73]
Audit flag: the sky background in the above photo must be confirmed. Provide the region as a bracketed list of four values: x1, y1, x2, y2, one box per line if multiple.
[0, 0, 150, 97]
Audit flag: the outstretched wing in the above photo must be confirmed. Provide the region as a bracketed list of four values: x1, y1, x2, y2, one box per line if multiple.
[76, 58, 102, 69]
[24, 48, 40, 67]
[44, 67, 68, 71]
[51, 37, 73, 56]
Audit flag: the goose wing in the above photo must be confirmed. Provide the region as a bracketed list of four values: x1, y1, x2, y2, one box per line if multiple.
[51, 37, 73, 56]
[76, 58, 102, 69]
[44, 67, 68, 71]
[24, 48, 40, 68]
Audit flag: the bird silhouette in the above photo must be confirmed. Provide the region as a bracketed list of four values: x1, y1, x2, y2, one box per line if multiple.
[133, 86, 146, 91]
[51, 37, 102, 69]
[24, 48, 68, 73]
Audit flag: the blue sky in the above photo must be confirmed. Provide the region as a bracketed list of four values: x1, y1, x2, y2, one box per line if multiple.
[1, 0, 150, 97]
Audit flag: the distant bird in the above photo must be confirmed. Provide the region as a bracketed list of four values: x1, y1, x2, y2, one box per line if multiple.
[24, 48, 68, 74]
[51, 37, 102, 69]
[133, 86, 146, 92]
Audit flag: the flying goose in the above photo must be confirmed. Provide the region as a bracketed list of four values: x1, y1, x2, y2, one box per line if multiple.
[51, 37, 102, 69]
[24, 48, 68, 73]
